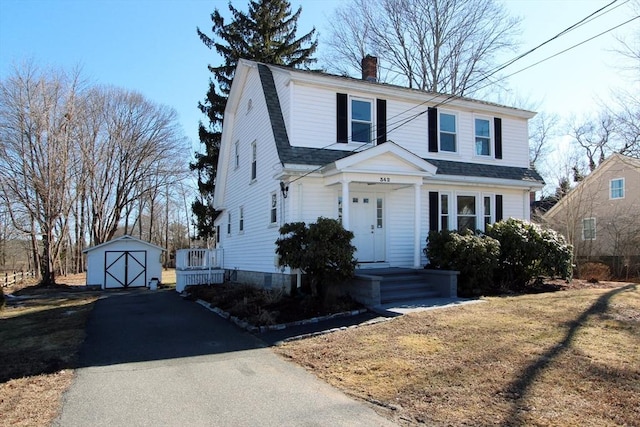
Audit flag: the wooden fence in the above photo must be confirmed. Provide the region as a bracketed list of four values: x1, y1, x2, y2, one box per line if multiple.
[2, 271, 36, 287]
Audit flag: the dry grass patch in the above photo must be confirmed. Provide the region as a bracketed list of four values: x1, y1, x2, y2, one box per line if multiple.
[276, 284, 640, 426]
[0, 291, 97, 426]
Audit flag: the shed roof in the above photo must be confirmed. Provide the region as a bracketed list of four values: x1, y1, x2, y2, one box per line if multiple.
[82, 235, 166, 254]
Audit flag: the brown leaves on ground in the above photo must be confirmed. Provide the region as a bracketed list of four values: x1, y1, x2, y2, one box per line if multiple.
[0, 371, 74, 427]
[275, 282, 640, 426]
[0, 291, 97, 426]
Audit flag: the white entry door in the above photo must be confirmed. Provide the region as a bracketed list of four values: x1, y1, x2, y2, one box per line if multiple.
[350, 193, 385, 262]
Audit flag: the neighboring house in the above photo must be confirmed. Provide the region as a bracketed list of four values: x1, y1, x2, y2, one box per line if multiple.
[543, 153, 640, 275]
[213, 57, 544, 289]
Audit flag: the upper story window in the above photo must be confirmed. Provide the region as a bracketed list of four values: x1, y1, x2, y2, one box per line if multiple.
[227, 212, 231, 235]
[351, 98, 372, 143]
[610, 178, 624, 199]
[251, 141, 257, 181]
[239, 206, 244, 232]
[270, 192, 277, 224]
[439, 112, 457, 152]
[234, 141, 240, 169]
[582, 218, 596, 240]
[475, 118, 491, 156]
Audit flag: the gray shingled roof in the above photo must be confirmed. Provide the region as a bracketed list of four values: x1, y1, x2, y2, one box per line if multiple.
[257, 63, 543, 185]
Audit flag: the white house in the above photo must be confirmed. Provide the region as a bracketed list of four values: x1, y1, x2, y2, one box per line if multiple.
[212, 57, 544, 290]
[84, 235, 165, 290]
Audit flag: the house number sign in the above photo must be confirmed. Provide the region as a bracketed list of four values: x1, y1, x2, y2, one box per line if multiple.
[379, 177, 391, 183]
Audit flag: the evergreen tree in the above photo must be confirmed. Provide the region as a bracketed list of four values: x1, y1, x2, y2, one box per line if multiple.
[192, 0, 317, 240]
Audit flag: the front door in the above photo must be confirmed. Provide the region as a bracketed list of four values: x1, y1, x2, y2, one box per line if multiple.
[350, 193, 385, 262]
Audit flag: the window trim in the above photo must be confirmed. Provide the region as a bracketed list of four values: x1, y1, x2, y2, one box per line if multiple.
[582, 217, 596, 241]
[456, 194, 477, 232]
[610, 178, 624, 199]
[438, 111, 458, 153]
[474, 116, 492, 157]
[250, 141, 257, 182]
[234, 141, 240, 169]
[439, 192, 450, 231]
[349, 96, 374, 144]
[482, 194, 494, 231]
[269, 192, 277, 225]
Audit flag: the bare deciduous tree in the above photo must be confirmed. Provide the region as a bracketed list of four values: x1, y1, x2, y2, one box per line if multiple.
[529, 111, 560, 169]
[568, 113, 615, 172]
[1, 63, 190, 282]
[0, 63, 83, 285]
[324, 0, 521, 95]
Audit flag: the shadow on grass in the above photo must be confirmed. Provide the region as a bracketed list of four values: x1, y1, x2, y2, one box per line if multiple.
[501, 283, 637, 426]
[0, 296, 96, 383]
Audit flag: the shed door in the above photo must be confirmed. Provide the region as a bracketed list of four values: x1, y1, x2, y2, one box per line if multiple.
[104, 250, 147, 288]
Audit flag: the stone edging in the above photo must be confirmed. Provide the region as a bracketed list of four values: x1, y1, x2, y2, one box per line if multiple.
[195, 299, 368, 334]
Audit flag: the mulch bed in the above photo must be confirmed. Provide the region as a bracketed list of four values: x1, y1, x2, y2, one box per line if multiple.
[185, 283, 363, 326]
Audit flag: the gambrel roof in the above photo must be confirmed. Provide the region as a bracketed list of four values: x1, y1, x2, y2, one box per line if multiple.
[256, 62, 543, 185]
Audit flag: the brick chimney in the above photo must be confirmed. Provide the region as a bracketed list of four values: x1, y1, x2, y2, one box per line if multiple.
[361, 55, 378, 82]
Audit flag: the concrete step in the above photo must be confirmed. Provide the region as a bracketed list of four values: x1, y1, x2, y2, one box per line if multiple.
[381, 289, 441, 304]
[379, 274, 441, 304]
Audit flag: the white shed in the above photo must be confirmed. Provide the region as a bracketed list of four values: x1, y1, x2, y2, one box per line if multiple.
[83, 235, 165, 290]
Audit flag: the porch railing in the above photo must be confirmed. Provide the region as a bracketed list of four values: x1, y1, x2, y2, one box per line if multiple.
[175, 248, 223, 270]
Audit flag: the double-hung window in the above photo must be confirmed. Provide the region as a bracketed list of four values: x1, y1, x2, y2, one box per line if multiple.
[439, 113, 457, 152]
[234, 141, 240, 169]
[457, 195, 476, 232]
[610, 178, 624, 199]
[227, 212, 231, 235]
[351, 98, 372, 143]
[582, 218, 596, 240]
[483, 196, 492, 229]
[440, 194, 449, 230]
[239, 207, 244, 232]
[251, 141, 257, 181]
[270, 192, 277, 225]
[475, 118, 491, 156]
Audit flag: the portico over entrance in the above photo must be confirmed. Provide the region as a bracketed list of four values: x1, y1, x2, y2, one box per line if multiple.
[321, 142, 437, 268]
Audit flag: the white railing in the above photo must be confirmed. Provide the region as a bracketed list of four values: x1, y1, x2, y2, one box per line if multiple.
[175, 248, 223, 270]
[175, 248, 224, 292]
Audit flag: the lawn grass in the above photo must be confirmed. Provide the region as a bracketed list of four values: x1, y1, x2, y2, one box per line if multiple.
[275, 284, 640, 426]
[0, 292, 97, 426]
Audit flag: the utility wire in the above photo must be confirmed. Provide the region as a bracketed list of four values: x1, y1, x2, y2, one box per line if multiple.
[285, 3, 637, 186]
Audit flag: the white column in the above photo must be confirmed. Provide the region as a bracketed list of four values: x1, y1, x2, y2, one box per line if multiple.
[414, 183, 422, 268]
[342, 180, 350, 230]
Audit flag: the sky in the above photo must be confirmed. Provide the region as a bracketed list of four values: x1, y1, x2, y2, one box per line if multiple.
[0, 0, 638, 181]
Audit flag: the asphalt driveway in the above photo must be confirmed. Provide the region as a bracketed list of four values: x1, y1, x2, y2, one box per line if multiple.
[55, 289, 396, 426]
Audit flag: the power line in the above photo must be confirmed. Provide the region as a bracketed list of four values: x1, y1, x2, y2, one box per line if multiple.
[284, 2, 638, 185]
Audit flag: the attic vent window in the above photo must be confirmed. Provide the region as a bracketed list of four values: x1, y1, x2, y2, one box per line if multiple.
[247, 98, 253, 113]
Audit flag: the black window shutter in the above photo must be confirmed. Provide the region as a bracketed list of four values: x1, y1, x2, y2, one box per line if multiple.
[428, 107, 438, 152]
[337, 93, 348, 143]
[376, 98, 387, 144]
[429, 191, 439, 232]
[496, 194, 503, 222]
[494, 117, 502, 159]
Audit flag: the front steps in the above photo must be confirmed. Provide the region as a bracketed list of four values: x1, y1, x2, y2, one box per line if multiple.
[357, 268, 441, 304]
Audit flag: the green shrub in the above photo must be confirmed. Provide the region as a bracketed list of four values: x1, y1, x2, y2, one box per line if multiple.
[425, 229, 500, 296]
[276, 217, 357, 299]
[486, 218, 573, 290]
